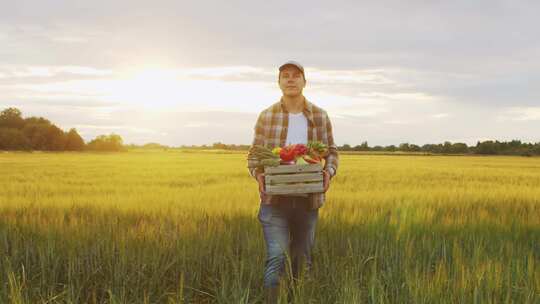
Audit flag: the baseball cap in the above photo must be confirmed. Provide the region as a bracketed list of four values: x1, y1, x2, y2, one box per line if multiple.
[279, 60, 305, 80]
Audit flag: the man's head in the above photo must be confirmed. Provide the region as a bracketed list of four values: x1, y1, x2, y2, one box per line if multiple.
[278, 61, 306, 97]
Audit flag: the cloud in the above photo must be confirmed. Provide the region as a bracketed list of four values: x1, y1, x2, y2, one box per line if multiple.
[74, 124, 159, 136]
[0, 65, 114, 87]
[2, 1, 539, 69]
[431, 113, 449, 119]
[0, 65, 112, 78]
[497, 107, 540, 122]
[50, 36, 89, 44]
[1, 98, 117, 109]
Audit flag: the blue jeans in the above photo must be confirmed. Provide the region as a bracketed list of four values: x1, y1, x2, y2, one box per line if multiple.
[258, 196, 319, 288]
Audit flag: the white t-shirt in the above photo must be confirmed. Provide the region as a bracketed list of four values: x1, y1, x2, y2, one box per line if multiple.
[285, 112, 308, 145]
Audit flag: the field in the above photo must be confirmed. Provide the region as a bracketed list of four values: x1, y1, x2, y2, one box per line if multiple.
[1, 151, 539, 303]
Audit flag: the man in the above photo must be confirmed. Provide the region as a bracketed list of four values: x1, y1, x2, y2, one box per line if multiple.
[247, 60, 339, 303]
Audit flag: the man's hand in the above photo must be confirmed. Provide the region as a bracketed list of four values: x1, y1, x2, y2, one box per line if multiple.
[256, 172, 266, 198]
[323, 170, 331, 192]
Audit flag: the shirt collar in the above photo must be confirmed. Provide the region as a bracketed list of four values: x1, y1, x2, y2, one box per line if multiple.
[279, 96, 315, 125]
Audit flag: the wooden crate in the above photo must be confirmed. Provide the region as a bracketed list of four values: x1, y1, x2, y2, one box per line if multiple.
[264, 163, 324, 195]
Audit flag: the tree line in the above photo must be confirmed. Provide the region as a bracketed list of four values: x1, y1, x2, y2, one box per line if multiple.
[179, 140, 540, 156]
[196, 141, 540, 156]
[339, 141, 540, 156]
[0, 107, 125, 152]
[3, 107, 539, 156]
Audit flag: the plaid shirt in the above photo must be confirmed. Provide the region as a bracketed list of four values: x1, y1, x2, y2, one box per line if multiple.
[247, 97, 339, 209]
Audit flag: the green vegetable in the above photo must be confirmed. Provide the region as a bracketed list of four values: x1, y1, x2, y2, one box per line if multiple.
[248, 145, 280, 169]
[260, 159, 280, 167]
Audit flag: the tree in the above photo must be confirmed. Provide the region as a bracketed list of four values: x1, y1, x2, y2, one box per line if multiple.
[451, 143, 469, 154]
[441, 141, 453, 153]
[0, 128, 31, 150]
[22, 121, 50, 150]
[399, 143, 410, 152]
[475, 141, 498, 155]
[65, 128, 85, 151]
[141, 142, 169, 150]
[385, 145, 397, 152]
[24, 116, 51, 125]
[0, 108, 129, 152]
[45, 124, 67, 151]
[359, 141, 369, 151]
[0, 108, 25, 129]
[22, 117, 52, 150]
[212, 142, 227, 150]
[532, 143, 540, 155]
[409, 144, 421, 152]
[86, 133, 125, 151]
[341, 144, 351, 151]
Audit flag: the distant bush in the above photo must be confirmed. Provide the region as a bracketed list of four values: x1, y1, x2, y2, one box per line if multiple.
[0, 107, 124, 152]
[86, 134, 126, 152]
[337, 140, 540, 156]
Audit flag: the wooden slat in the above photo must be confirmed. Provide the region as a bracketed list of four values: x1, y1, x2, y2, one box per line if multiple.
[266, 173, 323, 185]
[264, 163, 322, 174]
[265, 182, 324, 195]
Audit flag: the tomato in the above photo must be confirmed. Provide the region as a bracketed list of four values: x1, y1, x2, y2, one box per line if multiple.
[279, 147, 296, 162]
[293, 144, 308, 155]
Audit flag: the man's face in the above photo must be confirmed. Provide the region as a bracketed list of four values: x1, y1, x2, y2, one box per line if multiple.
[279, 65, 306, 97]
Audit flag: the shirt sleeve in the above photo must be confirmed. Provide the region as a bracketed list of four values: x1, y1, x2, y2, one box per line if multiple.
[247, 112, 265, 179]
[323, 111, 339, 179]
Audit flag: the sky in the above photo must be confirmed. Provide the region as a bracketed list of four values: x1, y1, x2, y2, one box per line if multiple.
[1, 0, 539, 146]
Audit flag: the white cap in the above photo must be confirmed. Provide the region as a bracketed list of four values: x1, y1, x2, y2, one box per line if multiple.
[279, 60, 305, 79]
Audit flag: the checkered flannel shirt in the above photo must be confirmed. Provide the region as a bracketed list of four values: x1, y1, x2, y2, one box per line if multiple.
[247, 97, 339, 209]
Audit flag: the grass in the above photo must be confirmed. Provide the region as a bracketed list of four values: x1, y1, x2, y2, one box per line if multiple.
[1, 151, 539, 303]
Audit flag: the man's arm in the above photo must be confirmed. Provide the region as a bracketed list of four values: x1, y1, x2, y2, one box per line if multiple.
[247, 112, 265, 180]
[323, 111, 338, 179]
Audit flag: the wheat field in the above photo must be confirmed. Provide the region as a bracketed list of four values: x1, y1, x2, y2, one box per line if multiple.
[1, 150, 539, 303]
